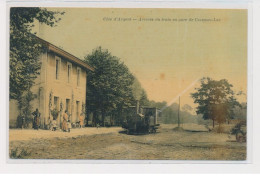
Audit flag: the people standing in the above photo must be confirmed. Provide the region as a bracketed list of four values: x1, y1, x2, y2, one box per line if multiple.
[62, 110, 68, 132]
[79, 113, 84, 128]
[32, 108, 41, 130]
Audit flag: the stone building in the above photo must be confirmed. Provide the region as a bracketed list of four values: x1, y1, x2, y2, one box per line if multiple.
[9, 37, 94, 128]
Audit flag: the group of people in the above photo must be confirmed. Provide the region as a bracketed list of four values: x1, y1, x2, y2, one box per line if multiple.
[32, 108, 85, 132]
[61, 111, 85, 132]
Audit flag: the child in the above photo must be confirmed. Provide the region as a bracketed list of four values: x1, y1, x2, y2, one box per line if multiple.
[51, 119, 57, 131]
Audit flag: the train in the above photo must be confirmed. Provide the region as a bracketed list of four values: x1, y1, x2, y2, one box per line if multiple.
[122, 101, 160, 134]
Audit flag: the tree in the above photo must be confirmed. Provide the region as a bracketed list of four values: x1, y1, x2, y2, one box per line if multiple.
[191, 77, 240, 129]
[139, 89, 150, 107]
[10, 8, 64, 99]
[131, 78, 143, 101]
[149, 100, 167, 109]
[16, 90, 36, 128]
[161, 103, 179, 124]
[10, 7, 64, 127]
[84, 47, 135, 126]
[182, 104, 193, 112]
[232, 102, 247, 121]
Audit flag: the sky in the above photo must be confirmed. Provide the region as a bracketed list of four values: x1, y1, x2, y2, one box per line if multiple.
[33, 8, 247, 110]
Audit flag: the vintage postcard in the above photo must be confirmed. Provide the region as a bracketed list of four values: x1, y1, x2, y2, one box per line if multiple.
[8, 7, 248, 161]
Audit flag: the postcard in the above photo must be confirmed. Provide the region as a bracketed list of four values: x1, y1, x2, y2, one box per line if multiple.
[8, 7, 248, 161]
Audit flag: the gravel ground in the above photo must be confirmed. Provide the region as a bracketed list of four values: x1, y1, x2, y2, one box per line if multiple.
[9, 124, 246, 160]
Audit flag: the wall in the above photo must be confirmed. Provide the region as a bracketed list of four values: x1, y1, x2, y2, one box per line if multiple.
[43, 51, 87, 128]
[9, 52, 47, 128]
[9, 50, 88, 129]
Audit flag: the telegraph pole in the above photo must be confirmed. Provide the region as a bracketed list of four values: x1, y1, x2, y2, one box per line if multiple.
[178, 96, 180, 128]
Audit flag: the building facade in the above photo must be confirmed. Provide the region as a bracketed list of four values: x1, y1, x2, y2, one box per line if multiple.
[9, 38, 94, 128]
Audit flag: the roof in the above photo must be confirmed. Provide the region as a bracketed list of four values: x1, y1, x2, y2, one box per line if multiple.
[37, 36, 94, 71]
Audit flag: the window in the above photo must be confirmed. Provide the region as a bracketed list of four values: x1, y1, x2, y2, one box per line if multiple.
[55, 56, 61, 80]
[66, 99, 71, 113]
[67, 63, 72, 83]
[77, 67, 81, 86]
[76, 101, 80, 120]
[54, 96, 59, 110]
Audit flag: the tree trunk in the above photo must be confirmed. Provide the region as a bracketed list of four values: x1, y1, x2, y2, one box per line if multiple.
[110, 115, 112, 126]
[86, 110, 89, 127]
[112, 113, 118, 126]
[101, 111, 105, 127]
[118, 110, 121, 126]
[93, 111, 97, 127]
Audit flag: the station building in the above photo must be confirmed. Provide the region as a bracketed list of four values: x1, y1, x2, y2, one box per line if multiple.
[9, 37, 94, 128]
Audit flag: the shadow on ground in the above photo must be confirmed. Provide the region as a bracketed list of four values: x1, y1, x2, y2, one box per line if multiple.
[118, 130, 160, 136]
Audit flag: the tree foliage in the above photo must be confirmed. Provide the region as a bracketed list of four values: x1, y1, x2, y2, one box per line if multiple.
[161, 103, 203, 124]
[182, 104, 193, 112]
[139, 89, 150, 107]
[10, 8, 64, 128]
[232, 102, 247, 121]
[130, 77, 151, 107]
[10, 7, 64, 100]
[84, 47, 135, 126]
[16, 90, 36, 128]
[149, 100, 167, 109]
[191, 77, 240, 128]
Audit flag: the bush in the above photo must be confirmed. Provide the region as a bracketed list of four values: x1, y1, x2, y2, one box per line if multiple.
[16, 90, 36, 128]
[16, 115, 33, 129]
[16, 115, 25, 128]
[216, 125, 225, 133]
[231, 122, 246, 135]
[10, 147, 31, 159]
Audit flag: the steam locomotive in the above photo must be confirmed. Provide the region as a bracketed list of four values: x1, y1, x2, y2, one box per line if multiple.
[122, 101, 160, 134]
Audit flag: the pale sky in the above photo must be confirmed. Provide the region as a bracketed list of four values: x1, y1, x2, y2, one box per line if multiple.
[34, 8, 247, 109]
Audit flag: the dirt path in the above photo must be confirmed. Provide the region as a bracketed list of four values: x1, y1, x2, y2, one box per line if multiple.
[9, 124, 246, 160]
[9, 127, 122, 141]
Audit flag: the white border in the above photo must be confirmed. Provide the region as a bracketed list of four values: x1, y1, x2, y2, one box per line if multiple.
[1, 0, 259, 173]
[5, 0, 250, 9]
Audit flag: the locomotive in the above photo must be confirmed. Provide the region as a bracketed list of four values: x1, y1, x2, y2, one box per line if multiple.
[122, 101, 160, 134]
